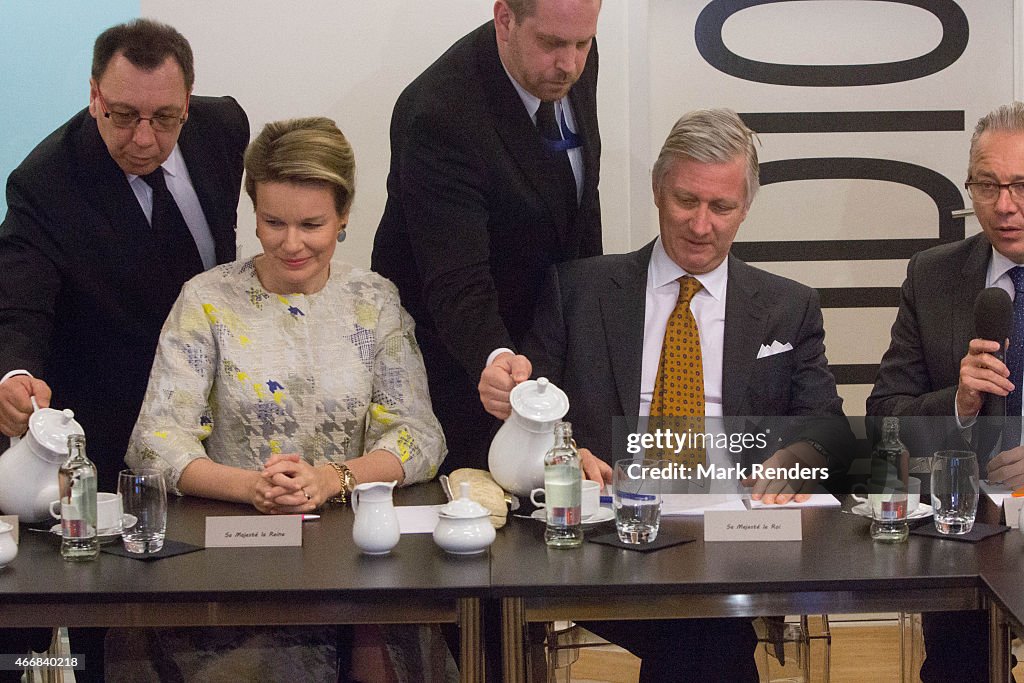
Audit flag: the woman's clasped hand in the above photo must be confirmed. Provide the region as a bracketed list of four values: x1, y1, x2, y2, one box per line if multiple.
[256, 453, 325, 513]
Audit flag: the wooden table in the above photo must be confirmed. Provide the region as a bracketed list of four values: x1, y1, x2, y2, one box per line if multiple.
[0, 487, 489, 682]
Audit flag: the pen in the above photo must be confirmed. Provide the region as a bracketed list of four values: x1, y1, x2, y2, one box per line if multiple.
[301, 514, 321, 521]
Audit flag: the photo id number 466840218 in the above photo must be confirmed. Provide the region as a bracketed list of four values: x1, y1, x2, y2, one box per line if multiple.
[0, 655, 84, 670]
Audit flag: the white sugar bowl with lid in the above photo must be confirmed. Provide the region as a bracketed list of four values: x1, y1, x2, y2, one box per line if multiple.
[488, 377, 569, 496]
[433, 482, 496, 555]
[0, 521, 18, 569]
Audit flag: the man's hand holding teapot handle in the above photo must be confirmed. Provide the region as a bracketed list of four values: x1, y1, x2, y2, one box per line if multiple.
[0, 375, 52, 437]
[478, 352, 532, 419]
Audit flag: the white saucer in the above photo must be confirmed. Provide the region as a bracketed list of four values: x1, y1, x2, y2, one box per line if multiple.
[851, 502, 933, 520]
[50, 514, 138, 544]
[530, 507, 615, 526]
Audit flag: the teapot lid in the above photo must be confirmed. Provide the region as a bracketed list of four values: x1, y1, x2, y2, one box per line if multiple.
[28, 407, 84, 455]
[509, 377, 569, 422]
[438, 482, 490, 519]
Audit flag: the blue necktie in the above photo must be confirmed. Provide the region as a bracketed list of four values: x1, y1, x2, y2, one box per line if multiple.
[536, 101, 578, 211]
[1006, 267, 1024, 421]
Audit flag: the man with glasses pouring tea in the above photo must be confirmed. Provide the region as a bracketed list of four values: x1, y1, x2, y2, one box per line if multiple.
[0, 18, 248, 491]
[868, 102, 1024, 683]
[0, 19, 247, 682]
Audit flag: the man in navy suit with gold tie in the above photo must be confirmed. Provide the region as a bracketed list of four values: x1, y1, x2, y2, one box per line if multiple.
[480, 109, 850, 682]
[373, 0, 603, 473]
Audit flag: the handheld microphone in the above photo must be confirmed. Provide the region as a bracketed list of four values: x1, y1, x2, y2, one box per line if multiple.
[974, 287, 1013, 419]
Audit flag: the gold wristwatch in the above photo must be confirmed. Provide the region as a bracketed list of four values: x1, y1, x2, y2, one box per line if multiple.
[327, 462, 357, 504]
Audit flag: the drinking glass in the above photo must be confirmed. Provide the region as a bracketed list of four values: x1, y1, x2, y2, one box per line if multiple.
[118, 469, 167, 553]
[613, 459, 662, 544]
[930, 451, 979, 535]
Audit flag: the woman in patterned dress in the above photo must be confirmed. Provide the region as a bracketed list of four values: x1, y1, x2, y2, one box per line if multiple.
[116, 117, 453, 682]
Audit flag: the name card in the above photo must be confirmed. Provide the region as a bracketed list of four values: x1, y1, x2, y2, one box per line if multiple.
[704, 509, 802, 542]
[205, 515, 302, 547]
[1005, 497, 1024, 529]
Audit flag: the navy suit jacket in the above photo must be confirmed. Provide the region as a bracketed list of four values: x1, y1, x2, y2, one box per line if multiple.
[0, 96, 248, 489]
[524, 241, 851, 475]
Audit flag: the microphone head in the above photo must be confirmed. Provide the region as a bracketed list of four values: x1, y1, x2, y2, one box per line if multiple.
[974, 287, 1013, 343]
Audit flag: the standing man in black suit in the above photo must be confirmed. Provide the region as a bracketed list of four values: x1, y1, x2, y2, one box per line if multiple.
[372, 0, 603, 472]
[481, 109, 850, 681]
[0, 22, 246, 679]
[868, 102, 1024, 683]
[0, 19, 248, 493]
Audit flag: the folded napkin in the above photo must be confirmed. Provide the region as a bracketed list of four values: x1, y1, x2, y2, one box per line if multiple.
[448, 468, 508, 529]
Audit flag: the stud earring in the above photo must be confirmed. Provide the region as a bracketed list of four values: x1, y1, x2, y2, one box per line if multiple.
[337, 227, 347, 243]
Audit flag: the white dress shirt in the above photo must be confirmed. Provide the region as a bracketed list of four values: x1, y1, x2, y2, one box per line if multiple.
[640, 237, 727, 418]
[126, 144, 217, 270]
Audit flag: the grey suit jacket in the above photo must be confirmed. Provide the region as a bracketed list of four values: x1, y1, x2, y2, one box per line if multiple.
[868, 233, 990, 416]
[524, 241, 850, 474]
[867, 233, 992, 455]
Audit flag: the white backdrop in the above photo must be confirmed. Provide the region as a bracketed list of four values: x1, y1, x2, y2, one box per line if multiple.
[5, 0, 1022, 414]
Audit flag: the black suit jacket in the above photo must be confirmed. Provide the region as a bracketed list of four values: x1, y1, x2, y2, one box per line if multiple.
[867, 233, 992, 455]
[371, 21, 601, 470]
[0, 96, 248, 489]
[524, 242, 851, 475]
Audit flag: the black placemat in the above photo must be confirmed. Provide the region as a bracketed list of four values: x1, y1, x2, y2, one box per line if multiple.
[101, 539, 203, 560]
[587, 528, 695, 552]
[910, 522, 1009, 543]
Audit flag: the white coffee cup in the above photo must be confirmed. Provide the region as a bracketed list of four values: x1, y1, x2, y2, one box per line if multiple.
[907, 476, 922, 513]
[852, 477, 922, 513]
[530, 480, 601, 519]
[50, 492, 123, 534]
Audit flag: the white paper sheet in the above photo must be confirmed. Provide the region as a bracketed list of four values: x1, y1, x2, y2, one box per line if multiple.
[747, 493, 841, 509]
[661, 494, 747, 516]
[981, 480, 1013, 508]
[395, 504, 443, 534]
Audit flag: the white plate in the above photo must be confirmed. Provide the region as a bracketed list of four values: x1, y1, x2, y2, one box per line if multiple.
[851, 502, 933, 520]
[530, 507, 615, 526]
[50, 514, 138, 544]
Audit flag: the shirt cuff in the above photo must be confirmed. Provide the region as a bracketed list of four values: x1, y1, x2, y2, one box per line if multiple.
[954, 393, 977, 430]
[0, 369, 33, 385]
[486, 347, 515, 368]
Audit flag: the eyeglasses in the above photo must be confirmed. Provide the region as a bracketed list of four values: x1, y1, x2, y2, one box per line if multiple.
[95, 88, 185, 133]
[965, 180, 1024, 203]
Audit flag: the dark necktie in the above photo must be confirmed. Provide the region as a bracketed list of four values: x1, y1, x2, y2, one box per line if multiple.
[1006, 267, 1024, 423]
[141, 168, 204, 280]
[535, 101, 578, 211]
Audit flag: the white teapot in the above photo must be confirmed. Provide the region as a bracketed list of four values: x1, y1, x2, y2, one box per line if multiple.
[0, 399, 84, 523]
[351, 480, 400, 555]
[488, 377, 569, 497]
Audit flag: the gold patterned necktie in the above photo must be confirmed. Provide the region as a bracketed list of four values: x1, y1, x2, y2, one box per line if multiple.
[650, 276, 705, 467]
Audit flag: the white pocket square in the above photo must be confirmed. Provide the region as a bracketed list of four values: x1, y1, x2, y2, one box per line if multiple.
[757, 340, 794, 359]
